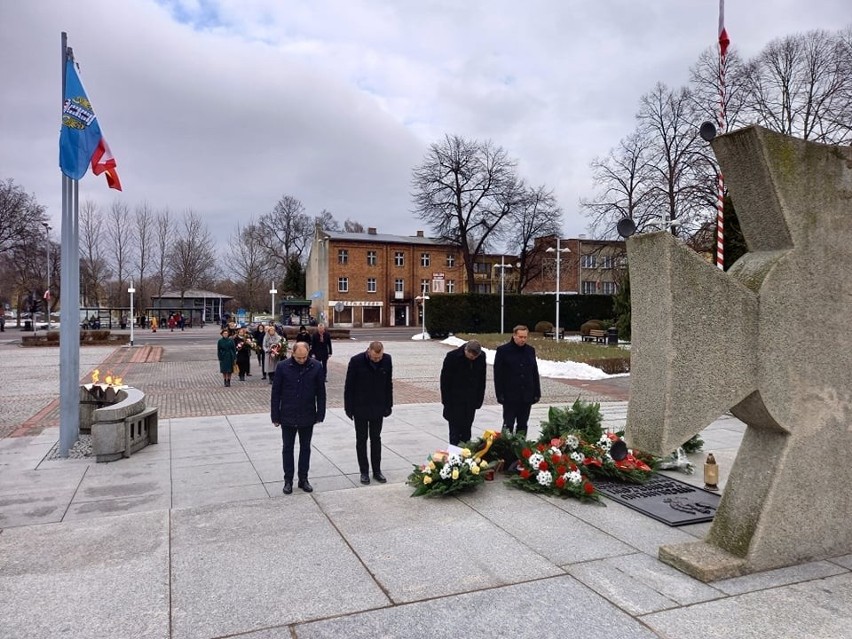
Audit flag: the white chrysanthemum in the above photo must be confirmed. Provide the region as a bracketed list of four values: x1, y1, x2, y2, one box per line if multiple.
[528, 453, 544, 468]
[448, 454, 462, 466]
[564, 435, 579, 449]
[439, 464, 453, 479]
[598, 435, 612, 450]
[570, 451, 584, 464]
[465, 458, 477, 468]
[423, 468, 431, 475]
[566, 471, 583, 485]
[549, 446, 561, 456]
[536, 471, 553, 486]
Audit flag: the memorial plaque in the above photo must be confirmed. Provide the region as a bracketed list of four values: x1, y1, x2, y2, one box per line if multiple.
[594, 473, 721, 527]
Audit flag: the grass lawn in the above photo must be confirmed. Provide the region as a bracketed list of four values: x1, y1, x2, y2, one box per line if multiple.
[455, 333, 630, 368]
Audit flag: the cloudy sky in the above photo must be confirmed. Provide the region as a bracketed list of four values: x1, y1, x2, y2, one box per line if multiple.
[1, 1, 849, 248]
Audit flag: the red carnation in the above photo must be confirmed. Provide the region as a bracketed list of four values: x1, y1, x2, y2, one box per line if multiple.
[583, 482, 595, 495]
[536, 443, 546, 452]
[556, 465, 567, 475]
[569, 463, 578, 472]
[555, 476, 566, 488]
[538, 461, 548, 471]
[520, 468, 531, 479]
[551, 453, 562, 463]
[521, 448, 533, 459]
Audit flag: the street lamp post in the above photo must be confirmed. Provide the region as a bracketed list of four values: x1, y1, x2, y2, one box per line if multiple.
[42, 223, 51, 330]
[270, 283, 278, 323]
[415, 294, 430, 340]
[494, 256, 513, 334]
[128, 281, 136, 346]
[546, 238, 571, 341]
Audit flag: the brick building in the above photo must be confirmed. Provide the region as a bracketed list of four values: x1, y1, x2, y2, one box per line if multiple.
[305, 227, 521, 328]
[525, 235, 626, 296]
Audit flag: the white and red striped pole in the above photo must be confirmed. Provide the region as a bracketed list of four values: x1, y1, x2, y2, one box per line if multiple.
[716, 0, 730, 270]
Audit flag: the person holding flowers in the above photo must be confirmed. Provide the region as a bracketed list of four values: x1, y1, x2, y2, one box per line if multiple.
[233, 327, 253, 381]
[263, 325, 284, 385]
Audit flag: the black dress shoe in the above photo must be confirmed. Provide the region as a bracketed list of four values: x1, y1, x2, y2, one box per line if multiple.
[373, 472, 387, 483]
[282, 480, 293, 494]
[360, 473, 370, 485]
[298, 479, 313, 493]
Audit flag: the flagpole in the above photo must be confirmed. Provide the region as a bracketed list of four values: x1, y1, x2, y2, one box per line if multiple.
[715, 0, 729, 270]
[59, 32, 81, 457]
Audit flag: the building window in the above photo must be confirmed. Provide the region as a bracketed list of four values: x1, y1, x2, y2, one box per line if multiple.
[421, 253, 430, 267]
[394, 251, 404, 267]
[367, 277, 377, 293]
[367, 250, 377, 266]
[420, 279, 430, 294]
[601, 281, 618, 295]
[581, 281, 597, 294]
[447, 280, 455, 293]
[473, 262, 490, 274]
[601, 255, 615, 269]
[394, 279, 404, 293]
[338, 249, 348, 265]
[446, 253, 456, 267]
[475, 283, 491, 294]
[338, 277, 349, 293]
[581, 254, 597, 269]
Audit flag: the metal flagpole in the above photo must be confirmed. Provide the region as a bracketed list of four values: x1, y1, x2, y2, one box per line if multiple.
[59, 32, 82, 456]
[715, 0, 730, 270]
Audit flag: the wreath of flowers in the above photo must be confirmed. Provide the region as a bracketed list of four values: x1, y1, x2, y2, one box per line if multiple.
[407, 447, 494, 497]
[557, 431, 653, 484]
[507, 440, 601, 502]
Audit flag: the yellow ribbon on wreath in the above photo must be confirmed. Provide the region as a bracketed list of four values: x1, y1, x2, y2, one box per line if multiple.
[473, 430, 497, 460]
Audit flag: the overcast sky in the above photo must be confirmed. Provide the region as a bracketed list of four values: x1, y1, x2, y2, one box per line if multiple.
[1, 1, 849, 248]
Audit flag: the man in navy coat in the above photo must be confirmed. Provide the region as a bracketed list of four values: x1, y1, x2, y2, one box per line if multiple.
[493, 325, 541, 435]
[271, 341, 326, 494]
[440, 340, 486, 445]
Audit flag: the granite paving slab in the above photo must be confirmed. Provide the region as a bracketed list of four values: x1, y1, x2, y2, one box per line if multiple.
[0, 510, 169, 639]
[314, 483, 564, 603]
[641, 572, 852, 639]
[0, 487, 78, 528]
[171, 482, 269, 509]
[566, 552, 724, 615]
[830, 554, 852, 570]
[457, 481, 635, 565]
[64, 492, 172, 521]
[709, 559, 848, 596]
[284, 575, 660, 639]
[170, 497, 390, 639]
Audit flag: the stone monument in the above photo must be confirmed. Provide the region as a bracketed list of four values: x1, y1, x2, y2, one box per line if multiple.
[625, 125, 852, 581]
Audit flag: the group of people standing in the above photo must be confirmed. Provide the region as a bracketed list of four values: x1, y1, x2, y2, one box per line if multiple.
[219, 322, 541, 495]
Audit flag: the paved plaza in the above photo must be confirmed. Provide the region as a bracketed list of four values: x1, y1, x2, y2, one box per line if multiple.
[0, 328, 849, 638]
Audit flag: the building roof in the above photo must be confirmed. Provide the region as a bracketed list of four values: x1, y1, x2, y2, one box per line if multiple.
[155, 289, 232, 300]
[323, 230, 448, 246]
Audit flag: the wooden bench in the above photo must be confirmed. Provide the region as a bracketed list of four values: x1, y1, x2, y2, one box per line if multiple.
[582, 329, 608, 344]
[543, 329, 565, 339]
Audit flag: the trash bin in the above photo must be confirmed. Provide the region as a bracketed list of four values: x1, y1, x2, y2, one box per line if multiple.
[607, 326, 618, 345]
[22, 320, 32, 331]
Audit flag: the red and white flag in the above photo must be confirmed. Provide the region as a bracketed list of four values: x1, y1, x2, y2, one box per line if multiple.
[44, 290, 51, 301]
[718, 0, 730, 56]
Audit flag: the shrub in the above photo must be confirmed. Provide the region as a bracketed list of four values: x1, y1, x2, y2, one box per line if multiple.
[580, 319, 604, 335]
[534, 320, 553, 334]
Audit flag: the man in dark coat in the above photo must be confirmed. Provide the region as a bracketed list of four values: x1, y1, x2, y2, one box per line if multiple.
[309, 322, 333, 381]
[493, 325, 541, 435]
[271, 342, 326, 494]
[440, 340, 486, 445]
[344, 341, 393, 485]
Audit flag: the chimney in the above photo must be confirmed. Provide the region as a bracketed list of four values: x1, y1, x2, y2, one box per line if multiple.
[368, 227, 377, 235]
[416, 230, 424, 237]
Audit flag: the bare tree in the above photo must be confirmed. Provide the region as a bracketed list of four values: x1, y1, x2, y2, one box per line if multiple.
[105, 200, 134, 307]
[314, 209, 340, 232]
[153, 208, 172, 299]
[255, 195, 313, 279]
[224, 222, 273, 313]
[0, 178, 47, 254]
[412, 134, 518, 290]
[79, 200, 111, 306]
[581, 132, 656, 238]
[506, 184, 562, 292]
[343, 218, 365, 233]
[167, 210, 218, 299]
[133, 202, 155, 314]
[689, 47, 749, 134]
[743, 29, 852, 144]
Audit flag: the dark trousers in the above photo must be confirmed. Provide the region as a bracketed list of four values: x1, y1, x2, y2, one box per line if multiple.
[354, 416, 383, 474]
[447, 410, 475, 446]
[316, 357, 328, 381]
[502, 401, 532, 434]
[281, 423, 314, 481]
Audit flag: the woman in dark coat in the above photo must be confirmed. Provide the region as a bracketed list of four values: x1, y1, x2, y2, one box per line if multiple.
[234, 328, 252, 381]
[217, 328, 237, 387]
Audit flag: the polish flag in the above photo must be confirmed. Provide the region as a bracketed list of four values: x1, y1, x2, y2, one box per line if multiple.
[718, 0, 730, 57]
[91, 138, 122, 191]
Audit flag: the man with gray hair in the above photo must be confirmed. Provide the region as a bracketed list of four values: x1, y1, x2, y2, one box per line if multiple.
[440, 340, 486, 445]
